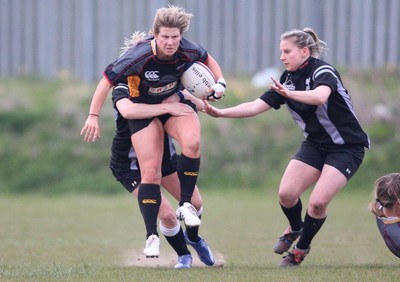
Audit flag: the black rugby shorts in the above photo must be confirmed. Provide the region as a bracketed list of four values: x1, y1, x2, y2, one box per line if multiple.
[292, 140, 365, 180]
[110, 153, 179, 193]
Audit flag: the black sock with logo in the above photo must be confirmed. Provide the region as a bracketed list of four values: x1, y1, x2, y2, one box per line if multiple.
[178, 154, 200, 206]
[137, 183, 161, 238]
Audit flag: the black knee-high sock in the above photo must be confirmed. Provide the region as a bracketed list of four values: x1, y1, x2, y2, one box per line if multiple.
[137, 183, 161, 238]
[185, 215, 201, 242]
[296, 212, 326, 250]
[280, 198, 303, 231]
[164, 227, 190, 256]
[178, 154, 200, 206]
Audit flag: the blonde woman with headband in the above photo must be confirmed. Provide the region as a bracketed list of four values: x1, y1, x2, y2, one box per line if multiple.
[204, 27, 369, 266]
[369, 173, 400, 258]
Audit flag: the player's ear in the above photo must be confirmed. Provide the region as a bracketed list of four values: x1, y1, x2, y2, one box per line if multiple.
[302, 47, 309, 57]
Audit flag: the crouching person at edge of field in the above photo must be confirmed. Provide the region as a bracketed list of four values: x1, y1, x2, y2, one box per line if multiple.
[369, 172, 400, 259]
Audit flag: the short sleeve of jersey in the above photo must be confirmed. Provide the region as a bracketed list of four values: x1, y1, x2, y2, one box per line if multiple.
[312, 65, 339, 93]
[259, 89, 285, 110]
[111, 83, 130, 108]
[179, 37, 208, 63]
[258, 72, 286, 110]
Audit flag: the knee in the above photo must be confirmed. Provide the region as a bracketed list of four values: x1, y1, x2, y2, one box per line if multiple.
[308, 199, 328, 217]
[278, 189, 297, 207]
[158, 209, 178, 228]
[141, 167, 162, 184]
[181, 134, 200, 157]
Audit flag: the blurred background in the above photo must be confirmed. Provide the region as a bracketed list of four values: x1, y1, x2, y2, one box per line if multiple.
[1, 0, 399, 81]
[0, 0, 399, 194]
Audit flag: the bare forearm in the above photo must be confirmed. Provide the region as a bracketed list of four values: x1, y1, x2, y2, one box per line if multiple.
[119, 103, 171, 119]
[205, 55, 223, 81]
[217, 99, 270, 118]
[286, 88, 330, 105]
[88, 77, 112, 115]
[117, 98, 194, 119]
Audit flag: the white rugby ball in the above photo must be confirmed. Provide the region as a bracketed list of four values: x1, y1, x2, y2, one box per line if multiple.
[181, 62, 216, 99]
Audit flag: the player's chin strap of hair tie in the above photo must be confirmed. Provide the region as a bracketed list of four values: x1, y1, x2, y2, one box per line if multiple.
[207, 78, 226, 101]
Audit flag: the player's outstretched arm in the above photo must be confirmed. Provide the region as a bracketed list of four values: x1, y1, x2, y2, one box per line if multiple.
[204, 98, 271, 118]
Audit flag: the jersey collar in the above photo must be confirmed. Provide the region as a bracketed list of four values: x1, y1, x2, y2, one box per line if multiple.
[151, 38, 157, 55]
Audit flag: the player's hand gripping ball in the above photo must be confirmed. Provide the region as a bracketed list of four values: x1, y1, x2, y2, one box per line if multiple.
[181, 62, 217, 99]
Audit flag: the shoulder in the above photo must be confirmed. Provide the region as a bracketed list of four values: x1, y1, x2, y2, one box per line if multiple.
[311, 59, 339, 80]
[179, 37, 204, 50]
[110, 40, 153, 76]
[179, 38, 208, 60]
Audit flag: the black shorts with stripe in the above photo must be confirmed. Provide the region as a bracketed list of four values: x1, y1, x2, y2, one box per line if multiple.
[110, 153, 178, 193]
[292, 140, 365, 180]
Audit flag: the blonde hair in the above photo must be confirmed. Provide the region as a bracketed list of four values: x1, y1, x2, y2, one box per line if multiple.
[119, 5, 192, 56]
[369, 173, 400, 216]
[119, 31, 147, 56]
[149, 5, 192, 36]
[280, 27, 328, 58]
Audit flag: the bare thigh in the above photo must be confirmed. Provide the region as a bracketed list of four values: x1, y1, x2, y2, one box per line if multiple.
[307, 164, 348, 218]
[164, 113, 201, 158]
[131, 119, 164, 184]
[279, 159, 321, 207]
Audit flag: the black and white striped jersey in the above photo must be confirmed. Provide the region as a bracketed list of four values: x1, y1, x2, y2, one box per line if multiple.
[260, 57, 370, 148]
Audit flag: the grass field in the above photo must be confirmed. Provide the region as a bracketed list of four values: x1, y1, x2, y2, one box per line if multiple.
[0, 188, 399, 281]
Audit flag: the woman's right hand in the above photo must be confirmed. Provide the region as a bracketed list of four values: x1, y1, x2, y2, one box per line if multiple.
[80, 115, 100, 142]
[203, 100, 221, 117]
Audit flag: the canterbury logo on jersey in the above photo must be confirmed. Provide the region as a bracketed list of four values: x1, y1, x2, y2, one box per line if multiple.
[144, 71, 160, 81]
[142, 199, 158, 204]
[184, 171, 198, 176]
[148, 81, 177, 96]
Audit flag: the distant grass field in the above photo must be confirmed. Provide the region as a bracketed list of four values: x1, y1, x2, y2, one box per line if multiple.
[1, 189, 399, 281]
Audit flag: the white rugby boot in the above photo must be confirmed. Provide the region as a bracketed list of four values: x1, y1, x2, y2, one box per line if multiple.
[176, 202, 201, 227]
[143, 234, 160, 258]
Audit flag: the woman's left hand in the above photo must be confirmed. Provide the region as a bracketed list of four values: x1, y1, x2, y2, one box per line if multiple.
[270, 77, 291, 98]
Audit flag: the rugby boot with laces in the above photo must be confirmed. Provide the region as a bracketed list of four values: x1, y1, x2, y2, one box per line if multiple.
[273, 226, 302, 254]
[176, 202, 201, 227]
[279, 246, 310, 267]
[143, 234, 160, 258]
[184, 231, 215, 266]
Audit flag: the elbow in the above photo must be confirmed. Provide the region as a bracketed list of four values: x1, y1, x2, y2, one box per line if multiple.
[315, 97, 328, 105]
[314, 87, 331, 105]
[115, 100, 133, 119]
[311, 92, 329, 105]
[119, 110, 131, 119]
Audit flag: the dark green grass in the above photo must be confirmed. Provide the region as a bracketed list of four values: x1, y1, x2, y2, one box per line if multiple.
[0, 189, 399, 281]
